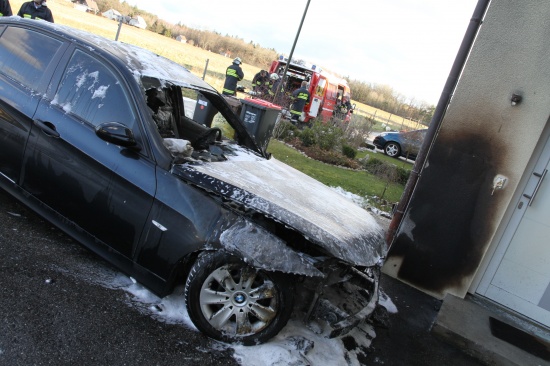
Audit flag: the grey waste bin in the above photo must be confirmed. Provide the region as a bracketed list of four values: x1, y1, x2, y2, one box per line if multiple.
[193, 93, 218, 126]
[239, 98, 281, 150]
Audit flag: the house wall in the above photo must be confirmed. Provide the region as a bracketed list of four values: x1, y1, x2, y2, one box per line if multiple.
[102, 10, 121, 21]
[383, 0, 550, 299]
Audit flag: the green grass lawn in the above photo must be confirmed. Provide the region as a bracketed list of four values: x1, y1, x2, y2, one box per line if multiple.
[356, 148, 415, 170]
[267, 139, 405, 204]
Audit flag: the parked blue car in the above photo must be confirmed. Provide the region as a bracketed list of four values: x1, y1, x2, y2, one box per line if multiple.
[373, 129, 427, 160]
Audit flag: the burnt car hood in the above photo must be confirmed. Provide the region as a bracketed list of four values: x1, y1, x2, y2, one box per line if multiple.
[172, 144, 386, 267]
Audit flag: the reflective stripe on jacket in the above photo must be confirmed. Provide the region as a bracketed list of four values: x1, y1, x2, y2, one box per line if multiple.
[0, 0, 13, 16]
[222, 63, 244, 95]
[290, 87, 310, 115]
[17, 2, 54, 22]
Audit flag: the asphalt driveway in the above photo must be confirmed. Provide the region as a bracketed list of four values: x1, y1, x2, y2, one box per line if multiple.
[0, 189, 482, 366]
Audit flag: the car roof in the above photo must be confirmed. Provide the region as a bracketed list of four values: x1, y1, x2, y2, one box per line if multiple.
[394, 129, 428, 134]
[0, 17, 215, 92]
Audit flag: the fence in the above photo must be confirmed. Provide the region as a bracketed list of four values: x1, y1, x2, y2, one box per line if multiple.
[353, 103, 427, 132]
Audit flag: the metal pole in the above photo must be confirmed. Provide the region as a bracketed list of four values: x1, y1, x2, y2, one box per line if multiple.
[115, 17, 123, 41]
[274, 0, 311, 103]
[202, 59, 209, 80]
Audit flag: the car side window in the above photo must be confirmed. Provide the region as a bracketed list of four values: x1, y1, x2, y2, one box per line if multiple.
[0, 26, 62, 88]
[54, 49, 136, 129]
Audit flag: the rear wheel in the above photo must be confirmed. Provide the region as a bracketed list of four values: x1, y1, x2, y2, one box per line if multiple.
[384, 142, 401, 158]
[184, 251, 294, 345]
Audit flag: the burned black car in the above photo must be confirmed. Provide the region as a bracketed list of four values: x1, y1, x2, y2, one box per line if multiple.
[0, 18, 386, 345]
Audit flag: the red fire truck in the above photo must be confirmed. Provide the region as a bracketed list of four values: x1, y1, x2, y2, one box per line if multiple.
[261, 56, 354, 124]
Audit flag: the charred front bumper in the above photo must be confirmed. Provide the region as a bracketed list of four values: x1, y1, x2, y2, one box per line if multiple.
[301, 259, 381, 338]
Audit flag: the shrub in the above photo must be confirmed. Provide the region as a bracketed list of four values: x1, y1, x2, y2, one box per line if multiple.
[360, 155, 384, 172]
[342, 144, 357, 159]
[309, 120, 344, 151]
[305, 145, 361, 169]
[396, 166, 411, 185]
[273, 120, 299, 142]
[342, 114, 376, 149]
[360, 156, 410, 185]
[299, 127, 316, 147]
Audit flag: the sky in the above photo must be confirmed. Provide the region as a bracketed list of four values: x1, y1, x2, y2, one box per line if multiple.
[122, 0, 479, 105]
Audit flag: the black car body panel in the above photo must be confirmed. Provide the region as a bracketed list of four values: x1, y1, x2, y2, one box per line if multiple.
[172, 146, 385, 267]
[0, 18, 386, 342]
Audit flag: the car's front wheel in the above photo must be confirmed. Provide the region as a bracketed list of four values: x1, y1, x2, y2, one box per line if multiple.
[384, 142, 401, 158]
[184, 251, 294, 345]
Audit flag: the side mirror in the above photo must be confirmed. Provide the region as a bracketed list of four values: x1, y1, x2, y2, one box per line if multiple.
[95, 122, 141, 150]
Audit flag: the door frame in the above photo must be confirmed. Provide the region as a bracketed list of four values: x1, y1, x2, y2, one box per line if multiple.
[474, 119, 550, 319]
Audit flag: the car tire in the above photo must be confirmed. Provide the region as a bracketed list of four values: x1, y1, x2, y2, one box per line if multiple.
[384, 142, 401, 158]
[184, 251, 295, 345]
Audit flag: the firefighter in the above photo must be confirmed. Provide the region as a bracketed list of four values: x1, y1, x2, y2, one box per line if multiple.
[0, 0, 13, 16]
[17, 0, 54, 22]
[252, 70, 268, 95]
[338, 96, 353, 114]
[268, 73, 286, 104]
[267, 73, 278, 98]
[289, 81, 311, 124]
[222, 57, 244, 96]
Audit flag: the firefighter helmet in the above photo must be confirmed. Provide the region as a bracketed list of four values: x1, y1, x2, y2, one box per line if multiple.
[233, 57, 242, 65]
[270, 73, 279, 80]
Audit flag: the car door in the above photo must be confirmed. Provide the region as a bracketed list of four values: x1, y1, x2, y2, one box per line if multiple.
[0, 25, 66, 186]
[21, 47, 156, 260]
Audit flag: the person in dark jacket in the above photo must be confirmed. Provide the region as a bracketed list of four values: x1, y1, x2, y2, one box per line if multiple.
[17, 0, 53, 22]
[222, 57, 244, 96]
[289, 81, 311, 124]
[268, 73, 288, 104]
[0, 0, 13, 17]
[252, 70, 268, 95]
[338, 95, 353, 113]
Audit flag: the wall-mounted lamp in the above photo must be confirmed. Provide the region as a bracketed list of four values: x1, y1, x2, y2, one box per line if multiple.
[511, 93, 522, 106]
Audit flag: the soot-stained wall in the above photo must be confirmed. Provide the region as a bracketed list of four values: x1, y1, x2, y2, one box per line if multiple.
[384, 0, 550, 298]
[385, 130, 504, 296]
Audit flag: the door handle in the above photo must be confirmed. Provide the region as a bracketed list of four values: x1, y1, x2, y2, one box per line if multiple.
[522, 169, 547, 206]
[33, 119, 60, 138]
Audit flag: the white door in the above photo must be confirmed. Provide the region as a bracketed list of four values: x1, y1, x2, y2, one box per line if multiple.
[477, 134, 550, 327]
